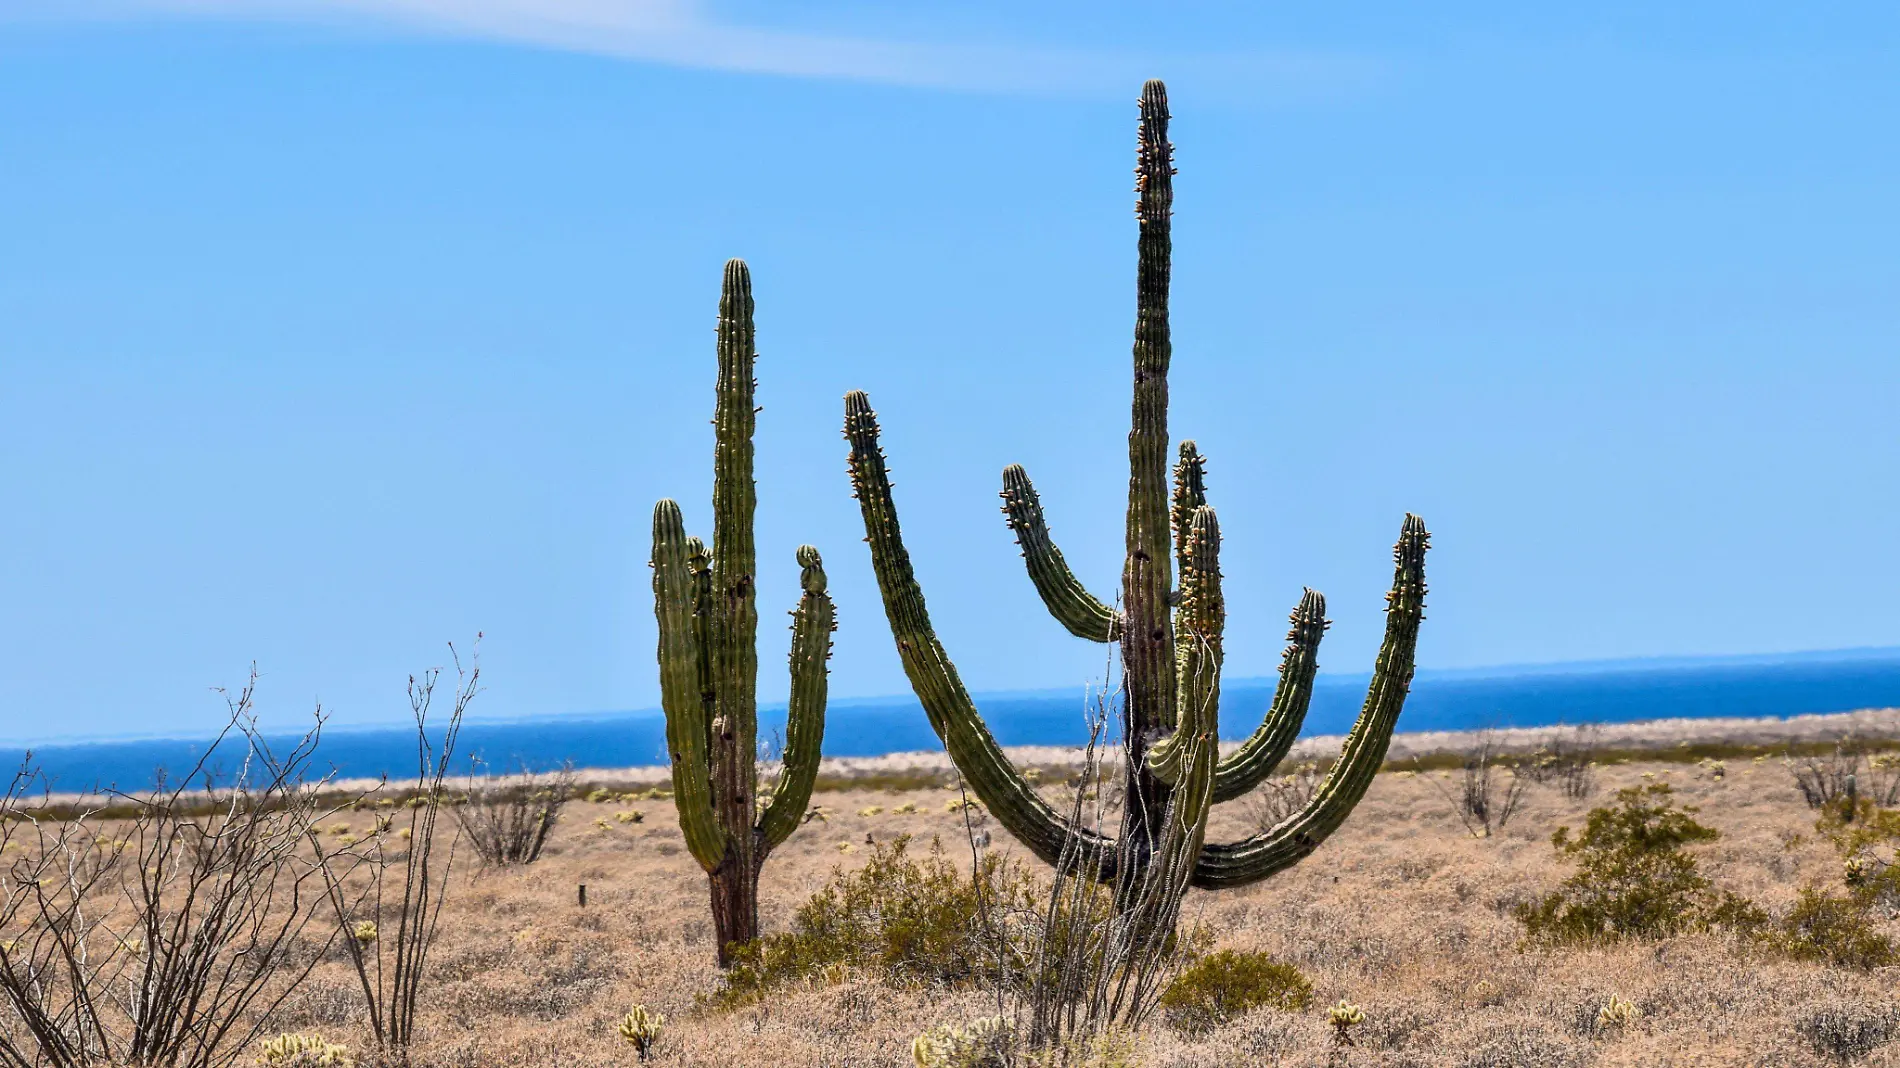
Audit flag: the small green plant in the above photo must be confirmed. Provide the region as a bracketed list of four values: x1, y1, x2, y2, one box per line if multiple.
[256, 1032, 355, 1067]
[912, 1016, 1012, 1068]
[1597, 993, 1638, 1031]
[712, 835, 1044, 1007]
[1158, 949, 1311, 1032]
[1328, 1000, 1365, 1047]
[1517, 784, 1752, 942]
[350, 921, 377, 946]
[616, 1004, 664, 1062]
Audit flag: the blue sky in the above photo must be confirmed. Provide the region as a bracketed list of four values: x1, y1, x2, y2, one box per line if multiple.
[2, 3, 1896, 741]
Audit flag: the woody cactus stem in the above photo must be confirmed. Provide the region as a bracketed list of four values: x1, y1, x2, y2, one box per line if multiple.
[652, 259, 834, 967]
[843, 80, 1429, 923]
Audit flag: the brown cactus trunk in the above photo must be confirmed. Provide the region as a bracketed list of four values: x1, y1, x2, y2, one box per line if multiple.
[708, 851, 761, 967]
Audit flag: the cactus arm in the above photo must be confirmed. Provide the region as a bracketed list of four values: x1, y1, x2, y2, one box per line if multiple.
[1209, 589, 1328, 804]
[1000, 465, 1121, 642]
[651, 500, 727, 872]
[1125, 506, 1220, 938]
[1191, 515, 1428, 889]
[757, 546, 833, 852]
[846, 391, 1118, 878]
[1147, 506, 1223, 786]
[1170, 442, 1207, 582]
[708, 258, 761, 847]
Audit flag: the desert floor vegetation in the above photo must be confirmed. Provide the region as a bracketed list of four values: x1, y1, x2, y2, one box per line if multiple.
[13, 741, 1900, 1065]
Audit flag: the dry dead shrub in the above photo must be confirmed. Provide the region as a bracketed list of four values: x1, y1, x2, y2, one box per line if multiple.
[1794, 998, 1900, 1063]
[1353, 999, 1442, 1053]
[1454, 1022, 1589, 1068]
[283, 980, 365, 1029]
[1520, 726, 1601, 801]
[453, 761, 574, 867]
[312, 647, 477, 1061]
[1430, 732, 1530, 839]
[1246, 761, 1321, 829]
[0, 671, 355, 1068]
[1787, 737, 1900, 811]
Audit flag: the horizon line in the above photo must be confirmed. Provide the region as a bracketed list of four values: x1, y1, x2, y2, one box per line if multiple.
[8, 643, 1900, 750]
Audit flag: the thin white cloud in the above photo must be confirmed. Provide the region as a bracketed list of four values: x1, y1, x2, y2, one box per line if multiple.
[12, 0, 1380, 98]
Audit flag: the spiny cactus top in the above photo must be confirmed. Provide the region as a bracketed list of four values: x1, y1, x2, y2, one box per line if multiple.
[843, 79, 1430, 897]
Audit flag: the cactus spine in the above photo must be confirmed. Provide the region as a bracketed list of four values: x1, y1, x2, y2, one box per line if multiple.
[652, 259, 834, 966]
[844, 81, 1429, 927]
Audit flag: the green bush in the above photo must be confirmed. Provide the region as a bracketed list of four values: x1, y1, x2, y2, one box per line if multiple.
[1159, 949, 1311, 1032]
[1517, 784, 1745, 943]
[714, 835, 1045, 1007]
[1767, 887, 1898, 970]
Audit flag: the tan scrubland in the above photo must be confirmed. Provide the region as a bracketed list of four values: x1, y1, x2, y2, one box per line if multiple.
[13, 715, 1900, 1067]
[260, 742, 1900, 1066]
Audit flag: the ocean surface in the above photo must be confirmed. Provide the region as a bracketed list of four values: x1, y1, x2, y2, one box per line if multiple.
[9, 649, 1900, 793]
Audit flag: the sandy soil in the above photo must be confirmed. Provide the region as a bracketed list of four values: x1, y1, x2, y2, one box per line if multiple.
[250, 750, 1900, 1067]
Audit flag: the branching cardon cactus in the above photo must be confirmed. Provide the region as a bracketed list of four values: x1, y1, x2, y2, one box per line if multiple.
[844, 81, 1429, 937]
[652, 259, 835, 965]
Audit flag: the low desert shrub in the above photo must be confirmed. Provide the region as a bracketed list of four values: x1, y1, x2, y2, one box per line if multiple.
[1796, 999, 1900, 1063]
[1456, 1024, 1588, 1068]
[454, 761, 575, 866]
[713, 835, 1044, 1006]
[1786, 737, 1900, 810]
[1158, 949, 1312, 1033]
[911, 1015, 1013, 1068]
[1764, 887, 1898, 970]
[1431, 733, 1528, 838]
[1516, 784, 1753, 943]
[1521, 726, 1600, 800]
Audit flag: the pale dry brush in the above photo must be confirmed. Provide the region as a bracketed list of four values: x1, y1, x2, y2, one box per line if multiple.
[310, 642, 478, 1061]
[452, 761, 575, 868]
[0, 669, 357, 1068]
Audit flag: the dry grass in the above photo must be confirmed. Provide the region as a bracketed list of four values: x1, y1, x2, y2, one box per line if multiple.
[14, 740, 1900, 1065]
[210, 756, 1900, 1065]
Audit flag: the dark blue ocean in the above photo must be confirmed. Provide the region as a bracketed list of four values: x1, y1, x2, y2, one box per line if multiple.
[9, 650, 1900, 793]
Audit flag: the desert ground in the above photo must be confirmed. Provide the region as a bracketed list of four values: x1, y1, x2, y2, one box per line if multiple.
[12, 713, 1900, 1067]
[253, 728, 1900, 1066]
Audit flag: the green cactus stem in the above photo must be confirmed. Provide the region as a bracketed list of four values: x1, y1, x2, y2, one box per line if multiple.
[1000, 466, 1121, 642]
[651, 259, 834, 967]
[1210, 588, 1327, 804]
[844, 80, 1430, 937]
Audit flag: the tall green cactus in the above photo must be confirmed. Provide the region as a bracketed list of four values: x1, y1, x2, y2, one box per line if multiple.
[843, 81, 1430, 928]
[652, 259, 834, 966]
